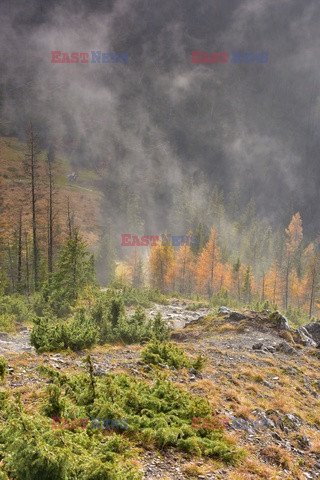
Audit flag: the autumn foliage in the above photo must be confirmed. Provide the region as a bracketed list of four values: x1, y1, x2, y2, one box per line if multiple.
[116, 213, 320, 319]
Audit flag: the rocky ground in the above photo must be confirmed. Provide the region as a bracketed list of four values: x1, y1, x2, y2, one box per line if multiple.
[1, 302, 320, 479]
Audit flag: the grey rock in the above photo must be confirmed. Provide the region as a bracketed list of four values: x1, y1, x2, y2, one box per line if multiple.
[263, 381, 274, 389]
[304, 321, 320, 344]
[252, 342, 263, 350]
[283, 413, 302, 431]
[269, 311, 290, 331]
[158, 363, 170, 369]
[293, 434, 310, 450]
[265, 346, 276, 353]
[296, 327, 317, 347]
[218, 306, 231, 315]
[229, 312, 247, 321]
[276, 341, 295, 355]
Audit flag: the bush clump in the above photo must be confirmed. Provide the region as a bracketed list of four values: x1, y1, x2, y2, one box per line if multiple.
[0, 356, 244, 479]
[31, 310, 97, 353]
[0, 357, 6, 381]
[141, 341, 207, 372]
[31, 292, 171, 352]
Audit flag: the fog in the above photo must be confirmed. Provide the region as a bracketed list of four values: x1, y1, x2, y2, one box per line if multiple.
[1, 0, 320, 237]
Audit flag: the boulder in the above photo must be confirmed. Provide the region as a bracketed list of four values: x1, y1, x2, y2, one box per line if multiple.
[229, 312, 247, 321]
[269, 311, 290, 331]
[282, 413, 302, 431]
[275, 341, 295, 355]
[218, 306, 247, 321]
[304, 321, 320, 344]
[295, 327, 317, 347]
[218, 306, 231, 315]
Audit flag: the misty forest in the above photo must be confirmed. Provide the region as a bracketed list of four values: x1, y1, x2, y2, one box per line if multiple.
[0, 1, 320, 480]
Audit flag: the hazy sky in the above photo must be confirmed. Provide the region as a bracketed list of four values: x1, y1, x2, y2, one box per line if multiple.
[1, 0, 320, 234]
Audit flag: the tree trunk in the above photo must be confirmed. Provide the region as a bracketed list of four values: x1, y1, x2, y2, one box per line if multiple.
[17, 208, 22, 289]
[309, 264, 316, 319]
[47, 153, 54, 281]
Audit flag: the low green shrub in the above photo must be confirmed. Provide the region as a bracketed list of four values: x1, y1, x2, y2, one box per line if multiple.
[0, 356, 245, 479]
[108, 282, 169, 308]
[0, 357, 6, 381]
[31, 296, 171, 352]
[0, 313, 15, 332]
[141, 341, 207, 372]
[0, 294, 33, 322]
[30, 310, 97, 353]
[0, 294, 33, 331]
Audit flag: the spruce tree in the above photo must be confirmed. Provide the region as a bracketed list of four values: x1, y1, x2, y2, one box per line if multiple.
[48, 230, 95, 311]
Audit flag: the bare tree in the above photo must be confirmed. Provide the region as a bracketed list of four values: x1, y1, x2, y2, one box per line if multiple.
[17, 207, 23, 289]
[47, 144, 56, 282]
[67, 196, 74, 238]
[24, 121, 41, 290]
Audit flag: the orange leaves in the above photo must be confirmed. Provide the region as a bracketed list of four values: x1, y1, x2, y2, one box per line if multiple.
[148, 241, 175, 292]
[174, 243, 195, 294]
[195, 229, 221, 297]
[265, 261, 283, 306]
[285, 212, 303, 255]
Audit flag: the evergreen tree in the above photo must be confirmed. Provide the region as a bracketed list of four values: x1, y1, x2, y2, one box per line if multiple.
[232, 258, 241, 301]
[48, 230, 95, 311]
[96, 228, 116, 286]
[242, 266, 252, 303]
[130, 249, 144, 289]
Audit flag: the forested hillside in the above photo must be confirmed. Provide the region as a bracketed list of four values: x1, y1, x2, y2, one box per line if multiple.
[1, 128, 319, 324]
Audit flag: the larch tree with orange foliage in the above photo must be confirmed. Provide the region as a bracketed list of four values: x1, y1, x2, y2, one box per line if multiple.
[149, 242, 175, 293]
[196, 229, 220, 297]
[265, 260, 283, 307]
[303, 242, 320, 318]
[174, 242, 195, 294]
[215, 261, 232, 295]
[284, 213, 303, 309]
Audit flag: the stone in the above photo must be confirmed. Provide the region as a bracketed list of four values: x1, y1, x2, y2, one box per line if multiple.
[293, 434, 310, 450]
[229, 312, 247, 321]
[295, 327, 317, 347]
[265, 346, 276, 353]
[304, 321, 320, 344]
[263, 381, 274, 389]
[282, 413, 302, 431]
[218, 306, 231, 315]
[252, 343, 263, 350]
[269, 311, 290, 331]
[275, 341, 295, 355]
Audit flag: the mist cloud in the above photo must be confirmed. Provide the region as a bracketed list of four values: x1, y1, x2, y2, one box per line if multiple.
[1, 0, 320, 235]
